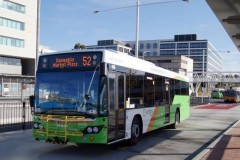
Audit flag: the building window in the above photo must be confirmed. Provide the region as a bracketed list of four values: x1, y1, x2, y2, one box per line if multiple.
[177, 49, 188, 55]
[160, 50, 175, 55]
[146, 43, 151, 49]
[177, 43, 189, 48]
[0, 35, 24, 48]
[0, 0, 25, 13]
[153, 51, 158, 56]
[140, 43, 144, 49]
[190, 42, 207, 48]
[0, 17, 25, 31]
[0, 57, 21, 66]
[160, 43, 176, 49]
[153, 43, 158, 48]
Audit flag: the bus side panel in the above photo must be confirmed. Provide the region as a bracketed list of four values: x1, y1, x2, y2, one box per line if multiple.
[172, 95, 190, 121]
[125, 107, 166, 139]
[125, 109, 144, 140]
[148, 106, 165, 131]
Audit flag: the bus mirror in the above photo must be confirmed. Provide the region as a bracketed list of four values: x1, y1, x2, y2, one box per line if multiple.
[29, 95, 35, 108]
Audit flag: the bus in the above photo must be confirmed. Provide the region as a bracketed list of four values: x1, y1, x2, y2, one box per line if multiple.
[223, 88, 240, 103]
[211, 88, 224, 99]
[30, 49, 190, 145]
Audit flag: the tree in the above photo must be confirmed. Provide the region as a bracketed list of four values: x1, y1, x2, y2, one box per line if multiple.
[73, 43, 85, 50]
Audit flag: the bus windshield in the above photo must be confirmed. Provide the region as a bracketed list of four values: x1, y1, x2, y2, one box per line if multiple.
[35, 71, 99, 117]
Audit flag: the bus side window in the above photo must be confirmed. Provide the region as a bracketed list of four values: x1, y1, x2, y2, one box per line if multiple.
[118, 74, 125, 109]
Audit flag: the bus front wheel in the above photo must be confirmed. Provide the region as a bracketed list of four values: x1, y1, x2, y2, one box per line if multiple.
[128, 116, 141, 145]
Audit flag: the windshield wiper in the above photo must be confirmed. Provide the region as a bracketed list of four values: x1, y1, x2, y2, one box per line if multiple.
[84, 65, 99, 101]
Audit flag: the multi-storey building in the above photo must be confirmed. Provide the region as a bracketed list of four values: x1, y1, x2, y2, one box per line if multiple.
[0, 0, 38, 75]
[0, 0, 38, 97]
[125, 34, 223, 73]
[86, 39, 133, 55]
[143, 55, 193, 76]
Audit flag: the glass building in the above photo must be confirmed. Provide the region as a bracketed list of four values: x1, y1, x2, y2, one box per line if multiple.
[86, 40, 133, 55]
[125, 34, 223, 73]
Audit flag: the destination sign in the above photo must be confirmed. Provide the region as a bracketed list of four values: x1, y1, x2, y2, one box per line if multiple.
[38, 52, 102, 71]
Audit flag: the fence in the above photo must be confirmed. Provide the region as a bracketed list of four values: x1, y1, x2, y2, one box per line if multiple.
[190, 96, 210, 106]
[0, 102, 33, 132]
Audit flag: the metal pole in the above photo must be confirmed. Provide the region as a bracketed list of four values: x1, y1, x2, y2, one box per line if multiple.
[36, 0, 40, 76]
[135, 1, 139, 58]
[202, 50, 205, 103]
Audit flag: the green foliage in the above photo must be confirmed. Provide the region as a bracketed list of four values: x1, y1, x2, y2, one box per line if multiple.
[74, 43, 85, 50]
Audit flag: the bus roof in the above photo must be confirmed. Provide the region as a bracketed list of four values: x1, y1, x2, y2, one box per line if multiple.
[39, 49, 189, 82]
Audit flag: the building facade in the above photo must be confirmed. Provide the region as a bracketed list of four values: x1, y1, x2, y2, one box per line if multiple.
[86, 39, 133, 55]
[143, 55, 193, 76]
[0, 0, 38, 76]
[0, 0, 38, 97]
[125, 34, 223, 73]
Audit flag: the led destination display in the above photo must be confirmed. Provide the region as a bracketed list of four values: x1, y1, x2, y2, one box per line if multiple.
[38, 52, 102, 71]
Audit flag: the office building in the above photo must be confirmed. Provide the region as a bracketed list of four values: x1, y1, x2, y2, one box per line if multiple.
[0, 0, 38, 97]
[86, 39, 133, 55]
[125, 34, 223, 73]
[0, 0, 38, 76]
[143, 55, 193, 76]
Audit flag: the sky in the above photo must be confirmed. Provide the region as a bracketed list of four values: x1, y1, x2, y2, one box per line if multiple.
[40, 0, 240, 71]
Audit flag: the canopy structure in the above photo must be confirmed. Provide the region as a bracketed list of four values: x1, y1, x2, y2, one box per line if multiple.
[206, 0, 240, 51]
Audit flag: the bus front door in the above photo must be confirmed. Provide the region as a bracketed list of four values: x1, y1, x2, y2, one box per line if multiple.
[165, 79, 170, 123]
[108, 72, 126, 142]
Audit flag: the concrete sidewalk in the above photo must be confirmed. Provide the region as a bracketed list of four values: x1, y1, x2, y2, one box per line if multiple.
[195, 120, 240, 160]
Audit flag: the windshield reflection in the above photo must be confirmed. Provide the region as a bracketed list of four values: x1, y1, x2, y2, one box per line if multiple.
[35, 71, 99, 116]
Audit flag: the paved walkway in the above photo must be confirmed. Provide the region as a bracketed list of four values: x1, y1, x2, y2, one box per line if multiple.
[198, 120, 240, 160]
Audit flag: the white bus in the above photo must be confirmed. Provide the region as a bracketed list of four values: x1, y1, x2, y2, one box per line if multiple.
[30, 49, 190, 145]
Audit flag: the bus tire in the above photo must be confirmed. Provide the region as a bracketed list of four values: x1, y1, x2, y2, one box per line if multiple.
[128, 116, 141, 145]
[171, 110, 180, 129]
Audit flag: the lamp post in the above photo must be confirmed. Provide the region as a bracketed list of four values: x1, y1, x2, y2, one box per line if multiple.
[201, 49, 205, 103]
[94, 0, 190, 58]
[36, 0, 40, 76]
[135, 1, 140, 58]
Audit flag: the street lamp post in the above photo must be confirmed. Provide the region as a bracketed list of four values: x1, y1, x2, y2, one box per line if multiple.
[201, 49, 205, 103]
[36, 0, 40, 76]
[136, 1, 140, 58]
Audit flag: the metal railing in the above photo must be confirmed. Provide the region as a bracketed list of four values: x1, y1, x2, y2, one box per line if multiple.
[190, 96, 210, 106]
[0, 102, 33, 132]
[188, 72, 240, 83]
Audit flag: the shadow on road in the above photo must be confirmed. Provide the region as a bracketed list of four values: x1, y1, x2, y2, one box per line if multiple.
[37, 128, 182, 160]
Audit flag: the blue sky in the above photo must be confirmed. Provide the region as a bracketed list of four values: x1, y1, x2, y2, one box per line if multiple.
[40, 0, 240, 71]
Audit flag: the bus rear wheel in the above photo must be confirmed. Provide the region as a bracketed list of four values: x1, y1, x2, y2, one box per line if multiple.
[170, 110, 180, 129]
[128, 117, 141, 145]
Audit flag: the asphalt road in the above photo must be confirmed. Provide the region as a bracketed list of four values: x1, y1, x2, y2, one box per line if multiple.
[0, 102, 239, 160]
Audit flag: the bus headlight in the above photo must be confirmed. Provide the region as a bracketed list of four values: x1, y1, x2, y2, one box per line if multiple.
[93, 127, 99, 133]
[33, 123, 39, 129]
[39, 124, 44, 130]
[87, 127, 93, 133]
[84, 126, 104, 134]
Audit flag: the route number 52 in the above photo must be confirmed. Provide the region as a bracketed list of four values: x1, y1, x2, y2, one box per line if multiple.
[82, 56, 92, 66]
